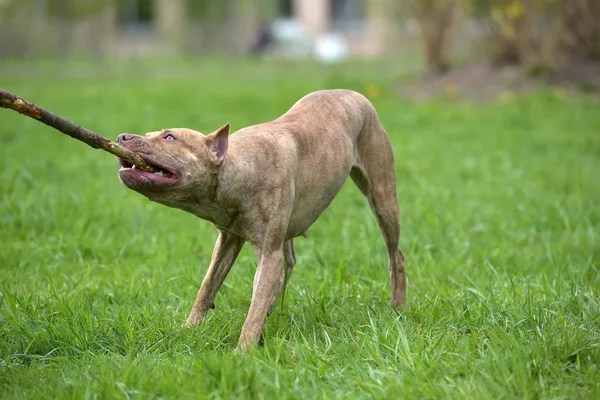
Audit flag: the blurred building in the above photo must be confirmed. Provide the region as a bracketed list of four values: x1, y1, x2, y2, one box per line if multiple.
[0, 0, 404, 59]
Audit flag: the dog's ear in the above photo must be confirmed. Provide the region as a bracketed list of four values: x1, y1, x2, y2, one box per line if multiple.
[206, 123, 230, 164]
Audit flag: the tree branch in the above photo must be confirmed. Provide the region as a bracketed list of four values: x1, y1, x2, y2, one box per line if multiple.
[0, 88, 158, 172]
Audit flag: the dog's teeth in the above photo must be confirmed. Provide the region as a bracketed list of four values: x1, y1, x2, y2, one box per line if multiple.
[132, 165, 137, 169]
[154, 170, 166, 176]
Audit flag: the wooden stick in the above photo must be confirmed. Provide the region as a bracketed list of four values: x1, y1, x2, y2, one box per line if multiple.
[0, 89, 158, 172]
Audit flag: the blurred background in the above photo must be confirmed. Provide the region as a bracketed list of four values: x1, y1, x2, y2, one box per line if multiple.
[1, 0, 598, 95]
[1, 3, 599, 397]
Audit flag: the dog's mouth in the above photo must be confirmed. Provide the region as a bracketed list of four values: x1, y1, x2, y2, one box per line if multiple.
[117, 155, 179, 186]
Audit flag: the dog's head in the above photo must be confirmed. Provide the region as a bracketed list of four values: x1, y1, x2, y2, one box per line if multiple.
[116, 123, 229, 205]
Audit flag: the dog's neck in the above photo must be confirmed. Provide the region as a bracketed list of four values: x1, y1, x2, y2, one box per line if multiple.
[181, 150, 250, 229]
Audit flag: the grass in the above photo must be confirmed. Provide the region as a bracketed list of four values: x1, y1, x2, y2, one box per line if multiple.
[1, 58, 599, 399]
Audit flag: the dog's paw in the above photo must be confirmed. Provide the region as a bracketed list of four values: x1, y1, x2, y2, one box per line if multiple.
[391, 297, 406, 309]
[234, 339, 257, 354]
[182, 317, 202, 328]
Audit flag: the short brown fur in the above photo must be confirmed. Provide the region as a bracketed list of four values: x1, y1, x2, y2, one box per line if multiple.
[117, 90, 406, 352]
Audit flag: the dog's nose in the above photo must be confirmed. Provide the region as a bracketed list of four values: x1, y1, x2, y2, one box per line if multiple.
[117, 133, 136, 144]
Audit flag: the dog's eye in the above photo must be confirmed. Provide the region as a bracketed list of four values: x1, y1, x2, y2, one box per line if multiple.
[164, 134, 175, 141]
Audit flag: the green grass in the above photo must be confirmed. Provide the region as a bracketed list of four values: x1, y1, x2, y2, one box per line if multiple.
[1, 58, 599, 399]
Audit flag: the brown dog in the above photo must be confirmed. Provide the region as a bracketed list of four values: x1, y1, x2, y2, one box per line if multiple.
[116, 89, 406, 351]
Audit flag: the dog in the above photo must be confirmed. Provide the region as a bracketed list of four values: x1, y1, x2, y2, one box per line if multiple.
[116, 89, 406, 351]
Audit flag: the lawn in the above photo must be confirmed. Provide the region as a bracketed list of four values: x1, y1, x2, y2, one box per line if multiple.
[1, 58, 599, 399]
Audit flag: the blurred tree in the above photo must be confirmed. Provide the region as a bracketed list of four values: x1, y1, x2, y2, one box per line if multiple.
[368, 0, 402, 56]
[118, 0, 154, 27]
[558, 0, 600, 62]
[474, 0, 558, 71]
[185, 0, 274, 54]
[0, 0, 117, 58]
[471, 0, 600, 75]
[0, 0, 35, 57]
[406, 0, 599, 77]
[414, 0, 457, 74]
[156, 0, 186, 52]
[46, 0, 114, 19]
[187, 0, 237, 53]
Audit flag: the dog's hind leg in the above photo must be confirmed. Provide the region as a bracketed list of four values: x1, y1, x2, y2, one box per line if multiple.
[350, 119, 406, 308]
[284, 239, 296, 278]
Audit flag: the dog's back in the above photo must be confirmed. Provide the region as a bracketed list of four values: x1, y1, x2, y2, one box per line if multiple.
[227, 90, 387, 239]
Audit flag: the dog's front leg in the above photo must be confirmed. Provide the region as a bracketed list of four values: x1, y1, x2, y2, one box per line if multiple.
[236, 244, 284, 352]
[186, 232, 245, 326]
